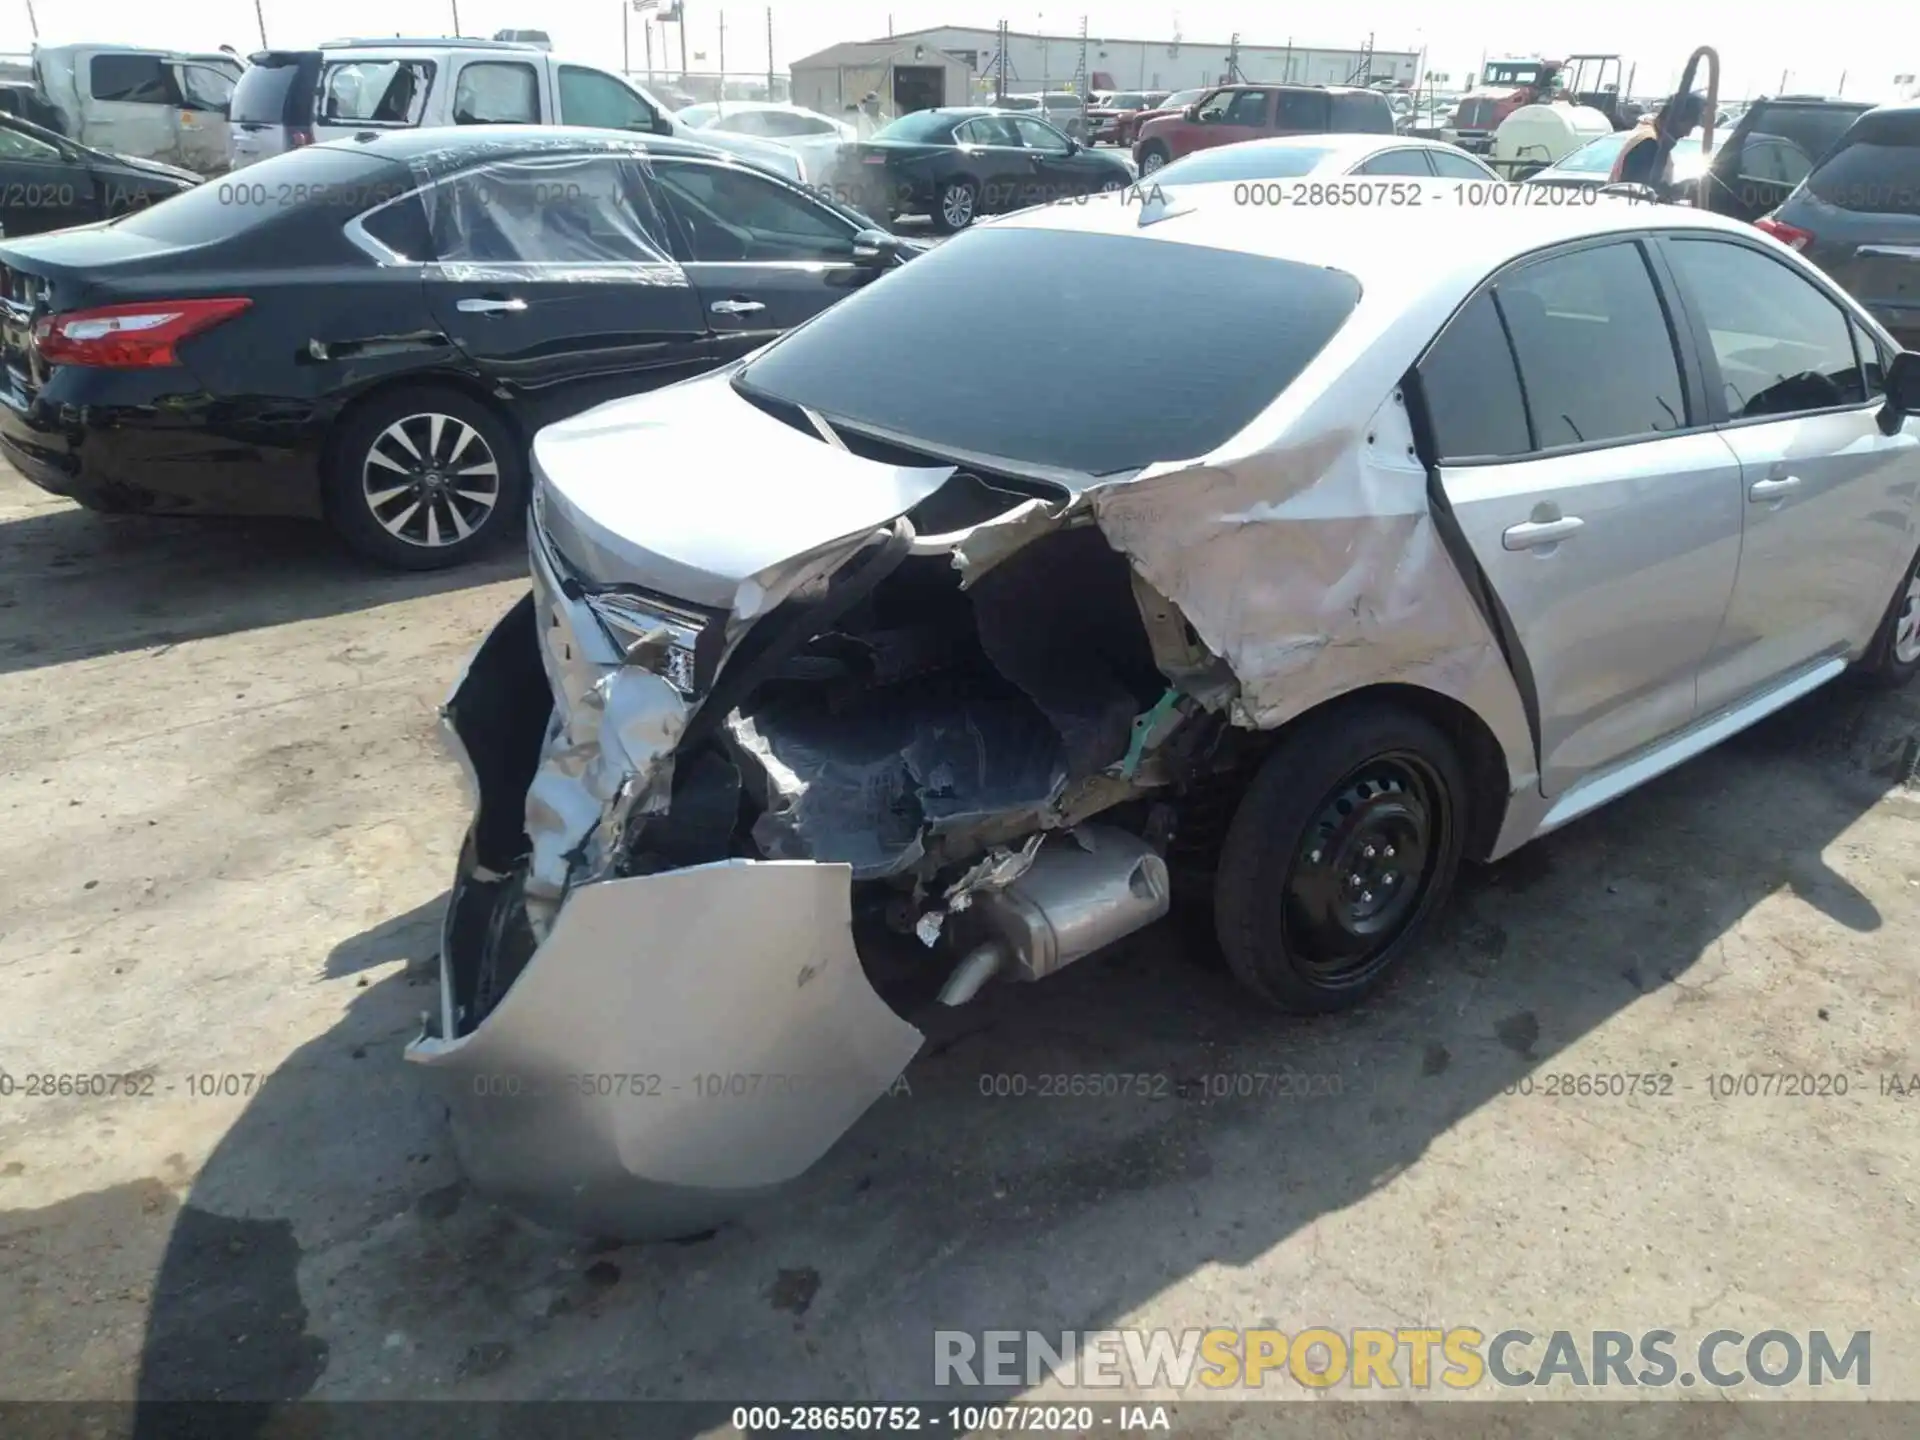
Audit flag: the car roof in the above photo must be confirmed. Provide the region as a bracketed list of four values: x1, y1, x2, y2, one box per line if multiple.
[989, 181, 1764, 308]
[1208, 133, 1468, 157]
[311, 124, 731, 171]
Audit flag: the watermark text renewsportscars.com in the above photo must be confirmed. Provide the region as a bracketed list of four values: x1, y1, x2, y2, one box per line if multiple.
[934, 1328, 1871, 1391]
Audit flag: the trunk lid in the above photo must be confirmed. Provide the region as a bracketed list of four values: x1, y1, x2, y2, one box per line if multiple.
[530, 368, 954, 613]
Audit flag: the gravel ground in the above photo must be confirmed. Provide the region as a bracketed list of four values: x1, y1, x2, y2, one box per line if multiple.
[2, 461, 1918, 1425]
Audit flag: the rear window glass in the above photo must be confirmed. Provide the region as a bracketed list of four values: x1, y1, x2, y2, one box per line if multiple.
[108, 147, 411, 245]
[1806, 111, 1920, 214]
[319, 60, 433, 126]
[1741, 103, 1872, 173]
[1155, 142, 1337, 183]
[230, 57, 314, 126]
[1331, 93, 1394, 133]
[737, 228, 1360, 475]
[873, 111, 957, 142]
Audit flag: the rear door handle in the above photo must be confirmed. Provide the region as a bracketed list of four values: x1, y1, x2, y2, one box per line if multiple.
[1748, 475, 1801, 501]
[1502, 516, 1585, 550]
[709, 298, 766, 315]
[455, 297, 526, 314]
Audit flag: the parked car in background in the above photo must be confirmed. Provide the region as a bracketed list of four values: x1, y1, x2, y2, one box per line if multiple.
[0, 79, 64, 131]
[227, 50, 322, 168]
[675, 100, 855, 183]
[227, 38, 804, 182]
[422, 186, 1920, 1241]
[0, 128, 921, 569]
[829, 106, 1134, 231]
[1108, 87, 1205, 148]
[1086, 89, 1169, 144]
[1134, 84, 1395, 174]
[1523, 128, 1716, 193]
[999, 91, 1091, 141]
[32, 43, 241, 176]
[0, 112, 198, 237]
[1151, 133, 1500, 185]
[1757, 101, 1920, 348]
[1703, 94, 1875, 223]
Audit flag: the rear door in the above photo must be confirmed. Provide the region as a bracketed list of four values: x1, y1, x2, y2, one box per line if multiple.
[1793, 108, 1920, 348]
[447, 56, 545, 126]
[1270, 89, 1332, 137]
[171, 62, 238, 174]
[411, 151, 713, 427]
[73, 51, 179, 162]
[644, 154, 874, 364]
[953, 115, 1040, 213]
[0, 124, 98, 236]
[1419, 237, 1745, 796]
[1658, 232, 1920, 708]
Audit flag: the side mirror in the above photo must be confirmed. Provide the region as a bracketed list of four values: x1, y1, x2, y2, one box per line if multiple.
[1877, 350, 1920, 435]
[851, 227, 902, 266]
[1184, 104, 1201, 120]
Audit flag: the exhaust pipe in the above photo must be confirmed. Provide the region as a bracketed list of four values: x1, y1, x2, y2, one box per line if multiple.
[939, 826, 1171, 1003]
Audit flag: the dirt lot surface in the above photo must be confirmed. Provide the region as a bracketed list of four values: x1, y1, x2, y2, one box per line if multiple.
[3, 460, 1919, 1423]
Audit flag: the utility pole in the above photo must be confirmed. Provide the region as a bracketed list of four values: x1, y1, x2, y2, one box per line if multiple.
[645, 23, 653, 82]
[996, 19, 1008, 101]
[623, 4, 631, 74]
[680, 3, 689, 82]
[766, 7, 774, 99]
[718, 9, 726, 89]
[1226, 32, 1241, 83]
[253, 0, 267, 47]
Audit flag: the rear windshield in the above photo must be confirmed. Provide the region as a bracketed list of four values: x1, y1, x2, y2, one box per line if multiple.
[1744, 103, 1873, 171]
[1806, 110, 1920, 214]
[231, 55, 315, 126]
[1156, 142, 1338, 183]
[107, 147, 411, 245]
[737, 227, 1360, 475]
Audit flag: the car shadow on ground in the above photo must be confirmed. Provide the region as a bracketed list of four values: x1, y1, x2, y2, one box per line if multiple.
[0, 503, 522, 678]
[95, 679, 1920, 1424]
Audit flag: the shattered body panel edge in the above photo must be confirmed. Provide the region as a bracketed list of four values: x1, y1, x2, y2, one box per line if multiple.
[1087, 389, 1539, 858]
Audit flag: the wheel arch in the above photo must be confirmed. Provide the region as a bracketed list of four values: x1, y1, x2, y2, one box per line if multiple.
[1246, 682, 1515, 863]
[318, 370, 526, 523]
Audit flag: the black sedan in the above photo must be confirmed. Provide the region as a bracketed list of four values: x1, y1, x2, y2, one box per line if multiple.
[827, 107, 1136, 232]
[0, 112, 199, 239]
[0, 127, 918, 569]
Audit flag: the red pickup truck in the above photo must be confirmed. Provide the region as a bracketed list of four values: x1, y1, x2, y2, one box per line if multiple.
[1133, 84, 1397, 173]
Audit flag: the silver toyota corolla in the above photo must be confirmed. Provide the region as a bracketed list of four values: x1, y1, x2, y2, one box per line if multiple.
[410, 182, 1920, 1238]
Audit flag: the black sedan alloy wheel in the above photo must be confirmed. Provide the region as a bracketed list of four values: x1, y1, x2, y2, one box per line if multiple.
[363, 411, 502, 550]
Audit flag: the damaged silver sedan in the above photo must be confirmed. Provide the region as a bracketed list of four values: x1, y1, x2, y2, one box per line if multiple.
[410, 183, 1920, 1238]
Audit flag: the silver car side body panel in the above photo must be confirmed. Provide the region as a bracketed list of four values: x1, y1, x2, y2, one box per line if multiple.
[406, 857, 924, 1238]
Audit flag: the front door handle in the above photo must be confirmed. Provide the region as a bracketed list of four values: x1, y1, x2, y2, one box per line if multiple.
[710, 298, 766, 316]
[1502, 516, 1586, 550]
[455, 297, 526, 314]
[1748, 475, 1801, 501]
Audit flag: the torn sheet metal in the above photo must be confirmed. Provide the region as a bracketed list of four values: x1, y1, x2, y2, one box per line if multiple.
[522, 526, 688, 934]
[726, 688, 1067, 880]
[1090, 390, 1531, 763]
[914, 831, 1048, 946]
[531, 369, 954, 612]
[946, 497, 1069, 586]
[407, 858, 924, 1241]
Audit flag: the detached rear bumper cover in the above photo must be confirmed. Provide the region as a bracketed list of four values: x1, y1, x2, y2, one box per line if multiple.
[406, 852, 923, 1239]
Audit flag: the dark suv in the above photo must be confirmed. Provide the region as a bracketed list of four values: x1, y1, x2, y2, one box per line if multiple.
[1757, 101, 1920, 348]
[1703, 94, 1875, 222]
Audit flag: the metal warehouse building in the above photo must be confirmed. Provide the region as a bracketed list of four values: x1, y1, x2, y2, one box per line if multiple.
[790, 24, 1419, 113]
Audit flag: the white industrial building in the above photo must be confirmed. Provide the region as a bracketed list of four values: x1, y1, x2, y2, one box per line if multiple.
[795, 24, 1420, 100]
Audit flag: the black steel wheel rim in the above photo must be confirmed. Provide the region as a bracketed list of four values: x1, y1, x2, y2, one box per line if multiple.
[1281, 750, 1446, 988]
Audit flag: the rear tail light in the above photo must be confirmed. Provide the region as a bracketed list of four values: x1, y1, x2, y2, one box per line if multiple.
[32, 298, 252, 368]
[1755, 215, 1814, 251]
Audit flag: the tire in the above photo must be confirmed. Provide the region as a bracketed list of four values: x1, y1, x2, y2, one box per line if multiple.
[1214, 702, 1467, 1014]
[324, 385, 525, 571]
[1857, 541, 1920, 689]
[1138, 143, 1170, 175]
[933, 177, 978, 232]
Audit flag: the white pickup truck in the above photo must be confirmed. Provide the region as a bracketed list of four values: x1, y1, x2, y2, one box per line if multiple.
[229, 39, 803, 182]
[31, 43, 242, 176]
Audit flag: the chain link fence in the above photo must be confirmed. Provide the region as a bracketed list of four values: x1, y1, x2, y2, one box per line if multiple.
[623, 70, 791, 107]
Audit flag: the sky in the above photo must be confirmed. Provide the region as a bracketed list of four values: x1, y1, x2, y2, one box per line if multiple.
[8, 0, 1918, 103]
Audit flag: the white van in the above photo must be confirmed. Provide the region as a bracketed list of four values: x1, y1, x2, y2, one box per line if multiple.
[33, 43, 242, 175]
[229, 38, 801, 181]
